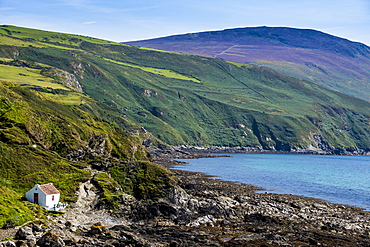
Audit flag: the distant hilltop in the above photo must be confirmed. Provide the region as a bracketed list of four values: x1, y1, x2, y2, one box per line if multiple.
[125, 26, 370, 102]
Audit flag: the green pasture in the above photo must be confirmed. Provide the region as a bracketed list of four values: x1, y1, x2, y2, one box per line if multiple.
[0, 34, 47, 48]
[43, 92, 86, 105]
[0, 64, 69, 90]
[102, 57, 201, 82]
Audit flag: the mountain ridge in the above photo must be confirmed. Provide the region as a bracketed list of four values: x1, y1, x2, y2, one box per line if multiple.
[125, 26, 370, 102]
[126, 26, 370, 56]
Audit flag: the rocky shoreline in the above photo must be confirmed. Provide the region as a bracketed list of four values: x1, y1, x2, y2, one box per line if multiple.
[2, 151, 370, 246]
[172, 145, 370, 156]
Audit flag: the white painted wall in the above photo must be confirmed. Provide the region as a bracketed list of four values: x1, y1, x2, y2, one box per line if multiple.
[44, 193, 60, 208]
[25, 184, 60, 208]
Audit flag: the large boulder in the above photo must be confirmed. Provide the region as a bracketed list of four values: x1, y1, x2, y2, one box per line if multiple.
[88, 222, 107, 236]
[2, 241, 16, 247]
[15, 226, 37, 247]
[36, 232, 65, 247]
[15, 226, 33, 240]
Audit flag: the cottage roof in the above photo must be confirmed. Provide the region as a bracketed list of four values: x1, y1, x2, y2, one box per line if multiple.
[38, 183, 60, 195]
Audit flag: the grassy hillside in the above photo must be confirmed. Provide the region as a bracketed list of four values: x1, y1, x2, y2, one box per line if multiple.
[0, 77, 173, 228]
[125, 26, 370, 102]
[0, 25, 369, 153]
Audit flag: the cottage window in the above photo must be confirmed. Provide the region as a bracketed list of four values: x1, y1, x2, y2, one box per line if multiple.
[52, 195, 54, 201]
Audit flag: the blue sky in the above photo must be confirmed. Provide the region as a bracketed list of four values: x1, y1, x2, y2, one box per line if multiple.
[1, 0, 370, 45]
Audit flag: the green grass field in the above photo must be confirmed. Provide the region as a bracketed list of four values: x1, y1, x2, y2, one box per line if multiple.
[0, 64, 69, 90]
[102, 57, 201, 82]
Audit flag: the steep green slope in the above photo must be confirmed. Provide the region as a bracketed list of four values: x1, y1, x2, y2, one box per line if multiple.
[0, 25, 370, 153]
[125, 26, 370, 102]
[0, 77, 175, 227]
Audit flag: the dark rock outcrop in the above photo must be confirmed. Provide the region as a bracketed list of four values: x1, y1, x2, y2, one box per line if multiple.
[66, 135, 107, 161]
[36, 232, 65, 247]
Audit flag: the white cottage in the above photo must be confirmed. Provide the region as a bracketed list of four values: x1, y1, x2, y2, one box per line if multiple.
[26, 183, 61, 209]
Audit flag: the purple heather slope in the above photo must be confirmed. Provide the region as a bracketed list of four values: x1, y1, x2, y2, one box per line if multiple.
[125, 26, 370, 102]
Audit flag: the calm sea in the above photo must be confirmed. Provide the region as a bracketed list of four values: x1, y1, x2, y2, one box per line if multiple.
[174, 153, 370, 210]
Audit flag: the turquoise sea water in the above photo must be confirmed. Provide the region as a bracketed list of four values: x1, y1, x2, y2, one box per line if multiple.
[174, 154, 370, 210]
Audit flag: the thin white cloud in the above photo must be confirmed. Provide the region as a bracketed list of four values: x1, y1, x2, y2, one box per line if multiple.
[0, 7, 15, 11]
[83, 21, 96, 25]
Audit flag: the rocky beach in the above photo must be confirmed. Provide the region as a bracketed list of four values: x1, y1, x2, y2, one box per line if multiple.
[1, 150, 370, 246]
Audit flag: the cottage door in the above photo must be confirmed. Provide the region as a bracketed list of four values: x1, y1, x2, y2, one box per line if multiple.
[34, 193, 39, 204]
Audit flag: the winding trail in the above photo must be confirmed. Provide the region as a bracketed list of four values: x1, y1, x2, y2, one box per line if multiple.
[61, 172, 125, 228]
